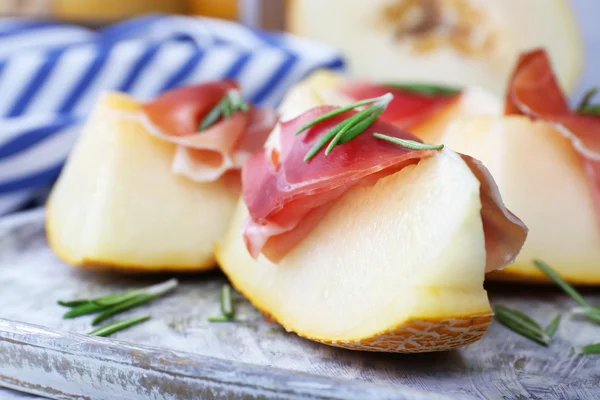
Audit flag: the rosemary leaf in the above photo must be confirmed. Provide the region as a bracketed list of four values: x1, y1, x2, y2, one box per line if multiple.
[324, 105, 380, 155]
[544, 314, 561, 337]
[91, 290, 140, 307]
[58, 300, 91, 308]
[533, 260, 590, 308]
[90, 279, 178, 325]
[92, 293, 154, 326]
[572, 343, 600, 354]
[576, 87, 599, 112]
[493, 305, 550, 346]
[373, 133, 444, 150]
[579, 105, 600, 116]
[337, 107, 385, 145]
[198, 89, 248, 131]
[384, 82, 460, 96]
[221, 95, 232, 119]
[207, 316, 234, 322]
[198, 100, 224, 130]
[294, 93, 393, 136]
[220, 284, 235, 319]
[303, 119, 347, 162]
[89, 315, 151, 337]
[63, 302, 105, 319]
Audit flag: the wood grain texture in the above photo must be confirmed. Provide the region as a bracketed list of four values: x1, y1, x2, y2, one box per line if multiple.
[1, 209, 600, 400]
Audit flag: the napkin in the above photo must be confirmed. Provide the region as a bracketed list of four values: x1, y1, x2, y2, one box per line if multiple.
[0, 14, 345, 215]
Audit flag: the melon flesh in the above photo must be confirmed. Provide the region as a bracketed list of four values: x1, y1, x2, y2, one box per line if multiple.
[46, 93, 238, 272]
[442, 116, 600, 284]
[288, 0, 583, 95]
[216, 149, 493, 351]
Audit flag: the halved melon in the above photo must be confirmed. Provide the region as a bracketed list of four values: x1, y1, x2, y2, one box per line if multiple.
[46, 93, 238, 272]
[216, 149, 493, 353]
[442, 116, 600, 284]
[288, 0, 583, 95]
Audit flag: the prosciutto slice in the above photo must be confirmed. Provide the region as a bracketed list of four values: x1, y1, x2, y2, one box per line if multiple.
[242, 106, 527, 272]
[505, 49, 600, 215]
[140, 80, 276, 182]
[338, 82, 461, 130]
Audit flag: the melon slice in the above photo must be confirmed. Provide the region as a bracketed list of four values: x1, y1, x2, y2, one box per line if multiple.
[46, 93, 238, 272]
[216, 149, 494, 353]
[442, 116, 600, 284]
[288, 0, 583, 95]
[289, 69, 502, 144]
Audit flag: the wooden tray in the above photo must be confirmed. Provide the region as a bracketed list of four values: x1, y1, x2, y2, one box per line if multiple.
[1, 209, 599, 400]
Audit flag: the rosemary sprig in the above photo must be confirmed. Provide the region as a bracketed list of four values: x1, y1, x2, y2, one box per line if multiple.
[63, 302, 106, 319]
[544, 314, 561, 337]
[295, 93, 393, 135]
[373, 133, 444, 150]
[576, 87, 599, 113]
[572, 343, 600, 355]
[92, 293, 155, 326]
[89, 315, 151, 337]
[579, 105, 600, 115]
[296, 93, 393, 162]
[208, 284, 236, 322]
[198, 89, 249, 131]
[533, 260, 590, 308]
[493, 305, 550, 346]
[58, 299, 90, 307]
[324, 105, 384, 155]
[59, 279, 178, 321]
[384, 82, 461, 96]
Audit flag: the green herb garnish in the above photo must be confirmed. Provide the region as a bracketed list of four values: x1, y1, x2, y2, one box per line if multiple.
[89, 315, 151, 337]
[198, 89, 249, 131]
[384, 82, 461, 96]
[59, 279, 178, 322]
[373, 133, 444, 150]
[544, 313, 561, 337]
[208, 284, 236, 322]
[493, 305, 551, 346]
[295, 93, 393, 161]
[576, 87, 600, 114]
[572, 343, 600, 355]
[533, 260, 590, 308]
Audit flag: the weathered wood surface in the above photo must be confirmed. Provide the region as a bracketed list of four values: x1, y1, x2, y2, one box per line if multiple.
[0, 209, 599, 400]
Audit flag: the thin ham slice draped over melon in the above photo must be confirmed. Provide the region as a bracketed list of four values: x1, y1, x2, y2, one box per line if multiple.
[338, 82, 461, 130]
[505, 49, 600, 216]
[140, 80, 277, 182]
[242, 106, 527, 272]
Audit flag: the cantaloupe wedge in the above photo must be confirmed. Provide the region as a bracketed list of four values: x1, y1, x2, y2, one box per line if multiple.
[46, 93, 238, 272]
[216, 149, 494, 353]
[442, 116, 600, 284]
[288, 0, 583, 95]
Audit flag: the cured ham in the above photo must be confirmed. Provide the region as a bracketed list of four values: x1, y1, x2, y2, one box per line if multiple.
[505, 49, 600, 215]
[242, 105, 527, 271]
[140, 80, 277, 182]
[338, 82, 461, 131]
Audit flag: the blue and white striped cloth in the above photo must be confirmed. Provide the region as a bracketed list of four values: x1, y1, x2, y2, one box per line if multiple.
[0, 14, 345, 215]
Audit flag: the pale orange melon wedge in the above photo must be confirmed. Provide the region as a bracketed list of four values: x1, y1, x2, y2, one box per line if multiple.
[46, 93, 238, 272]
[442, 116, 600, 284]
[289, 0, 583, 95]
[286, 69, 502, 145]
[216, 148, 494, 353]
